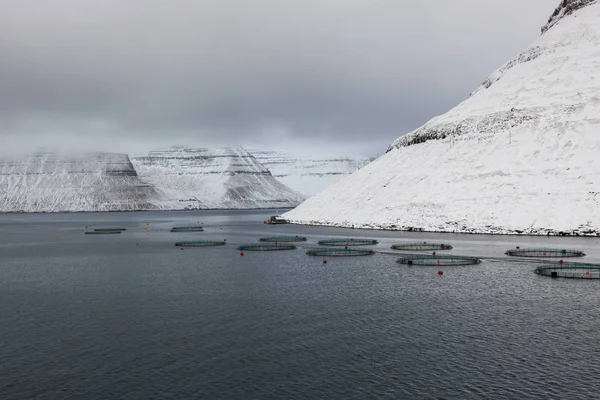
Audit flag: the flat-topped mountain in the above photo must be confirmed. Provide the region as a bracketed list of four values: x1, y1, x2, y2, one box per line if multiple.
[0, 152, 162, 212]
[130, 147, 305, 209]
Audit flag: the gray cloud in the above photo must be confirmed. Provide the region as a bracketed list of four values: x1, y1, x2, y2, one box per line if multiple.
[0, 0, 555, 156]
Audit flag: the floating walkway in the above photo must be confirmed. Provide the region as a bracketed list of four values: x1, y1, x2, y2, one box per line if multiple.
[85, 230, 122, 235]
[397, 254, 481, 266]
[175, 241, 226, 247]
[391, 242, 452, 251]
[535, 263, 600, 279]
[505, 247, 585, 258]
[306, 248, 375, 257]
[171, 226, 204, 232]
[318, 238, 378, 246]
[94, 228, 126, 232]
[259, 236, 307, 242]
[238, 243, 297, 251]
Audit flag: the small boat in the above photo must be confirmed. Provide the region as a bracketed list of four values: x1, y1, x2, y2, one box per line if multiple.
[264, 216, 288, 225]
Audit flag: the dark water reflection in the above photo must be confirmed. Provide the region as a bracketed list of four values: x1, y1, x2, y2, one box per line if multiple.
[1, 210, 600, 399]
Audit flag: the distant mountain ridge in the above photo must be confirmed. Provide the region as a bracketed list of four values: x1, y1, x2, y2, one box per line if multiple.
[249, 150, 371, 196]
[0, 148, 304, 212]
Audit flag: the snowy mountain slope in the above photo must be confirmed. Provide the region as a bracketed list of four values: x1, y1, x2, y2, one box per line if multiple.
[249, 150, 371, 196]
[284, 0, 600, 236]
[0, 152, 163, 212]
[130, 147, 305, 209]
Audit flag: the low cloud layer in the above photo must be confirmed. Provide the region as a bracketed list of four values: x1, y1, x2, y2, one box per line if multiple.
[0, 0, 554, 156]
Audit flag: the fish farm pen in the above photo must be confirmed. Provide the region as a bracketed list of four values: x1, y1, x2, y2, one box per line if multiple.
[94, 228, 126, 232]
[238, 244, 297, 251]
[397, 254, 481, 266]
[171, 226, 204, 232]
[505, 248, 585, 258]
[306, 248, 375, 257]
[535, 264, 600, 279]
[318, 238, 379, 246]
[259, 236, 308, 242]
[175, 241, 226, 247]
[391, 243, 453, 251]
[85, 230, 122, 235]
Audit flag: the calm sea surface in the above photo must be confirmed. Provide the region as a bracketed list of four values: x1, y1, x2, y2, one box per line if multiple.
[1, 210, 600, 399]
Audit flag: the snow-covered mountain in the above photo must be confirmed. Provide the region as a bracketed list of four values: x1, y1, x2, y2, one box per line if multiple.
[0, 152, 163, 212]
[285, 0, 600, 236]
[130, 147, 304, 209]
[249, 150, 372, 196]
[0, 148, 304, 212]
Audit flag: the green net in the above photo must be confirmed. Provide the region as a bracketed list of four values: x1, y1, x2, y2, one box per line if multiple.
[259, 236, 308, 242]
[391, 243, 452, 251]
[505, 248, 585, 258]
[175, 241, 226, 247]
[171, 226, 204, 232]
[397, 254, 480, 266]
[238, 243, 297, 251]
[318, 238, 379, 246]
[306, 248, 375, 257]
[535, 263, 600, 279]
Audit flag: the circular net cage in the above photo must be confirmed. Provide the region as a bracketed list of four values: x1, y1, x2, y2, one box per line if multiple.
[94, 228, 126, 232]
[85, 230, 122, 235]
[505, 248, 585, 258]
[318, 238, 379, 246]
[397, 254, 481, 266]
[171, 226, 204, 232]
[238, 243, 297, 251]
[391, 243, 453, 251]
[306, 248, 375, 257]
[259, 236, 308, 243]
[535, 264, 600, 279]
[175, 240, 226, 247]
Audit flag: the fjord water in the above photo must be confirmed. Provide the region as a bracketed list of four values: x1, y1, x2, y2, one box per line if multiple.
[1, 211, 600, 399]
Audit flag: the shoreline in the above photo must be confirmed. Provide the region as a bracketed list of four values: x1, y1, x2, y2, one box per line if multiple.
[284, 220, 600, 238]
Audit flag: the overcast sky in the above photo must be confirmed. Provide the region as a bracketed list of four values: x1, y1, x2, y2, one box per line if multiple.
[0, 0, 556, 157]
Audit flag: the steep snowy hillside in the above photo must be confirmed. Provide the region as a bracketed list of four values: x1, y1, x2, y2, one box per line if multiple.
[285, 0, 600, 236]
[131, 147, 304, 209]
[249, 150, 371, 196]
[0, 153, 162, 212]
